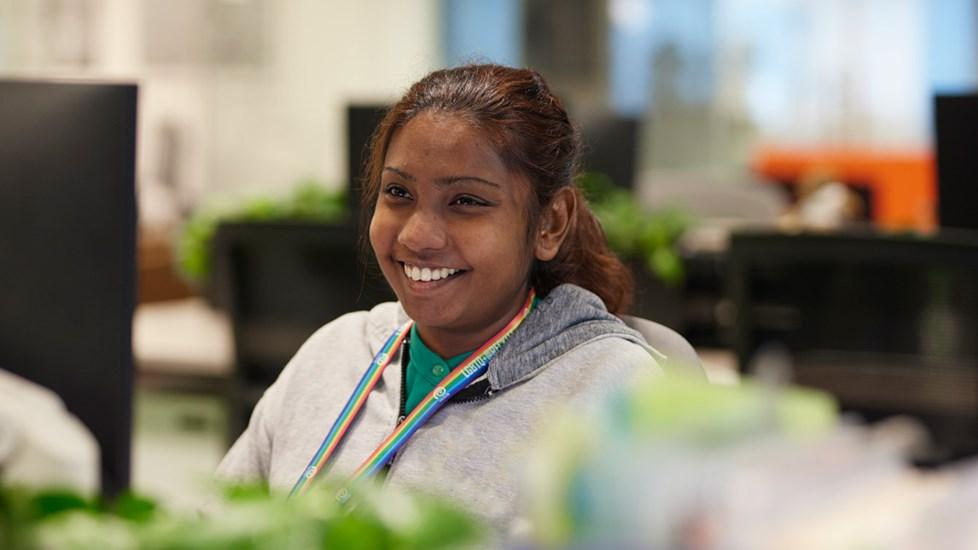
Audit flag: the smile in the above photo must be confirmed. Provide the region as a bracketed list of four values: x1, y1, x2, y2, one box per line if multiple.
[401, 263, 464, 282]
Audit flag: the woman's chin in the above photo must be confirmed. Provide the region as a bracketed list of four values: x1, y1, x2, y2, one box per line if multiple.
[400, 303, 458, 331]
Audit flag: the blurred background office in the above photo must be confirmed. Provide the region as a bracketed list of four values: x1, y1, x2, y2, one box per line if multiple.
[1, 0, 976, 514]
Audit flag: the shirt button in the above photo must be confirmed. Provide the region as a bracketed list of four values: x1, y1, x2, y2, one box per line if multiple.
[432, 364, 447, 377]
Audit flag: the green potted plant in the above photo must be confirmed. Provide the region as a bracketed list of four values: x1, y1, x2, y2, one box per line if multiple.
[579, 173, 691, 328]
[176, 179, 350, 290]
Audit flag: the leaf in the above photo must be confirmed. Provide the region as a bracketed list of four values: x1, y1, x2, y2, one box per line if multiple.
[222, 483, 271, 502]
[647, 247, 684, 287]
[397, 497, 486, 550]
[579, 172, 620, 202]
[586, 173, 692, 286]
[30, 489, 95, 520]
[111, 492, 159, 523]
[1, 482, 486, 549]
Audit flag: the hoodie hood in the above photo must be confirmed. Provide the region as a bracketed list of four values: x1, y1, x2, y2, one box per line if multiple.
[377, 284, 654, 392]
[488, 284, 651, 390]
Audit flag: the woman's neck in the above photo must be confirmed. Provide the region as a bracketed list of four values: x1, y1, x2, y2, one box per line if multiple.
[414, 288, 532, 358]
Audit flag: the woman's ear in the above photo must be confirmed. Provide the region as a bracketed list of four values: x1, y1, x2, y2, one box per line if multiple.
[535, 187, 576, 262]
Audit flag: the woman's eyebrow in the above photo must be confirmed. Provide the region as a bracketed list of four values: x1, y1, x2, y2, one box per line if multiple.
[435, 176, 500, 188]
[383, 166, 415, 181]
[384, 166, 499, 189]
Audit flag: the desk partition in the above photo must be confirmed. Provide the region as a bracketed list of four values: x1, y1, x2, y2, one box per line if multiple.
[729, 229, 978, 462]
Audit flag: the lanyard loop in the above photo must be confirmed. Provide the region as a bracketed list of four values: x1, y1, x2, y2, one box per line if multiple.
[289, 290, 536, 498]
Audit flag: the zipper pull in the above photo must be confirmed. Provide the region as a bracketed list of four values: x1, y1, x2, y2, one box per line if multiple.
[381, 416, 408, 476]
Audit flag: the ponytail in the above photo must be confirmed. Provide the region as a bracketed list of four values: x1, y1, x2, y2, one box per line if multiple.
[530, 186, 634, 314]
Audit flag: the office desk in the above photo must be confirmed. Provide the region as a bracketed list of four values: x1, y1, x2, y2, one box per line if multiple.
[728, 228, 978, 462]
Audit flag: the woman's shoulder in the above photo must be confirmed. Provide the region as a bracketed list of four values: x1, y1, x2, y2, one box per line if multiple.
[257, 300, 404, 417]
[501, 336, 657, 414]
[566, 335, 659, 373]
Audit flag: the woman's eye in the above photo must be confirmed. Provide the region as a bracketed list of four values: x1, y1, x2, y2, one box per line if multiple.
[383, 184, 411, 200]
[451, 195, 488, 207]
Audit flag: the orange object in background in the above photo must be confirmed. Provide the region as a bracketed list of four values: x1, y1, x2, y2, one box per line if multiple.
[752, 147, 937, 231]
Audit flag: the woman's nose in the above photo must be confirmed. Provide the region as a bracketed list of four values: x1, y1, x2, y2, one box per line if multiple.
[397, 209, 447, 252]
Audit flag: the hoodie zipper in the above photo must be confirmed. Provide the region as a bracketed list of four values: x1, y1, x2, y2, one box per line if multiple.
[383, 416, 407, 474]
[386, 342, 499, 472]
[383, 342, 411, 475]
[447, 386, 495, 405]
[387, 391, 494, 476]
[398, 340, 409, 420]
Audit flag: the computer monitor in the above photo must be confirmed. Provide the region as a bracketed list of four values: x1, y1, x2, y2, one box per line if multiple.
[346, 104, 389, 217]
[0, 79, 137, 495]
[579, 114, 641, 190]
[935, 94, 978, 232]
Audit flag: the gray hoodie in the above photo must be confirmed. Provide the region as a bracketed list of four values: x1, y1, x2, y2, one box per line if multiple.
[217, 284, 663, 531]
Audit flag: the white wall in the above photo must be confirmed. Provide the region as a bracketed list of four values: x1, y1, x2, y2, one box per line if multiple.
[204, 1, 441, 200]
[0, 0, 442, 226]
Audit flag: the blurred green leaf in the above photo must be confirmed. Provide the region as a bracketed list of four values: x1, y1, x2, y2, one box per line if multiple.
[322, 513, 391, 550]
[30, 489, 95, 519]
[110, 492, 159, 523]
[396, 497, 485, 550]
[648, 247, 684, 286]
[0, 481, 485, 549]
[582, 171, 692, 286]
[615, 375, 837, 444]
[221, 483, 271, 503]
[578, 172, 618, 203]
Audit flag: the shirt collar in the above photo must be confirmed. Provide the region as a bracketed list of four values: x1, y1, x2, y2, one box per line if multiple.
[408, 325, 470, 382]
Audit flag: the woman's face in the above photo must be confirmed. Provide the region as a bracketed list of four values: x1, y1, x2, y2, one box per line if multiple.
[369, 111, 542, 357]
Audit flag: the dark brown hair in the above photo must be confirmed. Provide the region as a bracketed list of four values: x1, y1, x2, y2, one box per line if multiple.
[360, 64, 633, 314]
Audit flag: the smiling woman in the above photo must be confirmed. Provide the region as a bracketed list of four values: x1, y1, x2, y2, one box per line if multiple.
[370, 111, 544, 358]
[217, 64, 677, 536]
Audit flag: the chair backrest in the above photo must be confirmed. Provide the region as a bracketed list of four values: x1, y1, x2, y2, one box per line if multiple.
[621, 315, 705, 379]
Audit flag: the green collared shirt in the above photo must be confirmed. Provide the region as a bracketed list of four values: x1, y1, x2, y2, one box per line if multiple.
[403, 326, 471, 414]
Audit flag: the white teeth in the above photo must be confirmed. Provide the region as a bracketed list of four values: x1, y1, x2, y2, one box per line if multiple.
[403, 264, 460, 282]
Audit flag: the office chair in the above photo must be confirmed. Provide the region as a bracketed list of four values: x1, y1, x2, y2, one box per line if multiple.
[621, 315, 705, 379]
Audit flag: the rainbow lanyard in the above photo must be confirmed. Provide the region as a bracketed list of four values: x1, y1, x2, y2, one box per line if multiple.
[289, 290, 536, 498]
